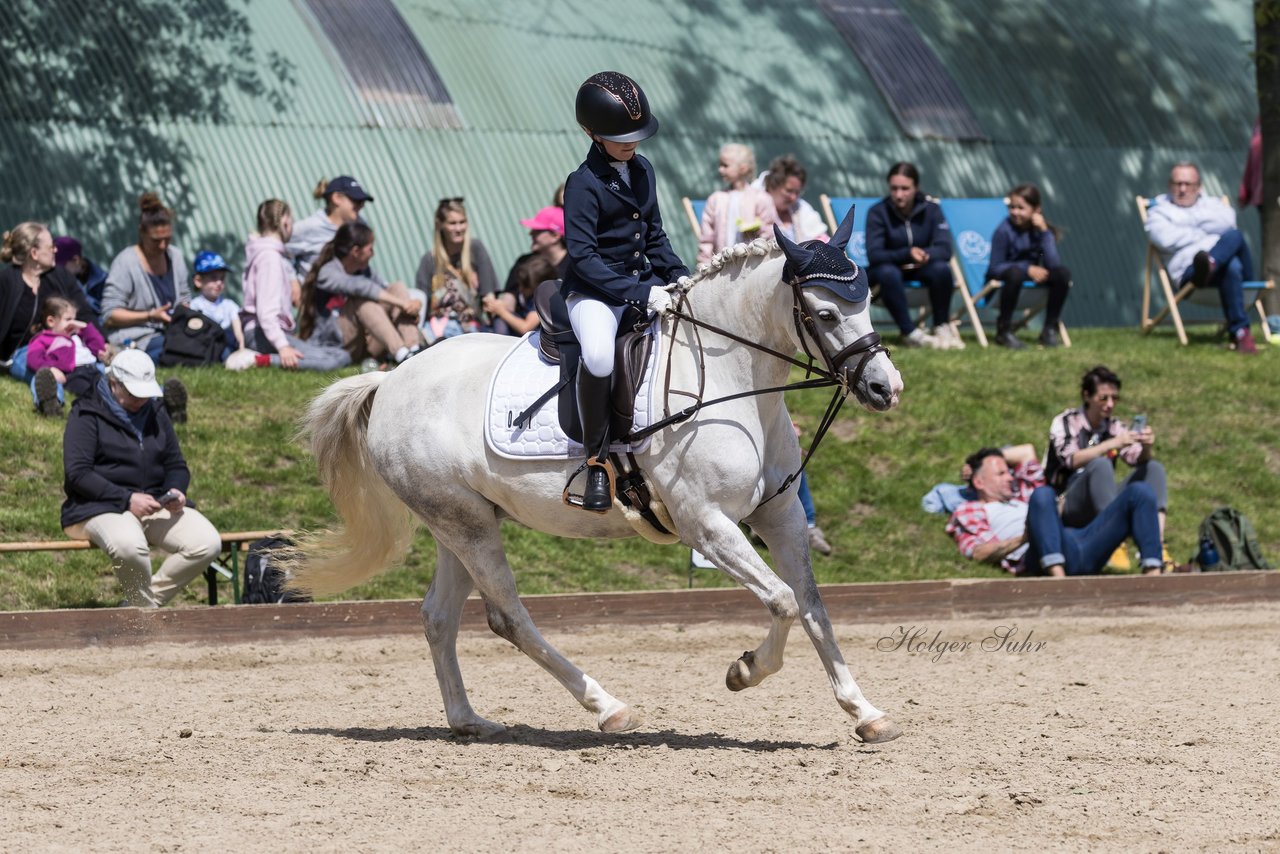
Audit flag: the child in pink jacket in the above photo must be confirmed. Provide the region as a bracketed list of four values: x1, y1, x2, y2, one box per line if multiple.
[27, 295, 109, 415]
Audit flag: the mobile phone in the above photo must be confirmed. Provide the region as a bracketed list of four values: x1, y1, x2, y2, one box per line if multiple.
[159, 489, 180, 506]
[1129, 414, 1147, 433]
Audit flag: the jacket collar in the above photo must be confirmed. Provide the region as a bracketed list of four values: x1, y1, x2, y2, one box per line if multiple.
[585, 144, 650, 208]
[82, 377, 155, 441]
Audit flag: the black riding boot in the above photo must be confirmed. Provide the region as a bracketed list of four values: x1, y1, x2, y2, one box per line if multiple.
[576, 362, 615, 513]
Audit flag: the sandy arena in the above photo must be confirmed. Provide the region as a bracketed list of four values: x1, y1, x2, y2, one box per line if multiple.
[3, 603, 1279, 851]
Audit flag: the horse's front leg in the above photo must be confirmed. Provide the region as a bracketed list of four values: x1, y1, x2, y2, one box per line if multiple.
[744, 491, 902, 744]
[684, 512, 800, 691]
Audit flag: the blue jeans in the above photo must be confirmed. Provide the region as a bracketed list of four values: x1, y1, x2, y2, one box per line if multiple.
[797, 472, 817, 527]
[870, 260, 954, 333]
[1024, 483, 1162, 575]
[29, 363, 105, 405]
[144, 333, 165, 363]
[6, 345, 33, 383]
[1182, 228, 1252, 335]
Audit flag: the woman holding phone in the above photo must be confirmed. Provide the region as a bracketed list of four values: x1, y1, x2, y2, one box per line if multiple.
[60, 349, 222, 607]
[1043, 365, 1169, 564]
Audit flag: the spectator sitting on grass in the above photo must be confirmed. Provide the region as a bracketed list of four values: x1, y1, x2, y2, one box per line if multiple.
[287, 176, 372, 278]
[296, 222, 423, 366]
[1043, 365, 1168, 570]
[101, 193, 190, 362]
[188, 251, 244, 361]
[2, 222, 103, 387]
[233, 199, 351, 372]
[27, 296, 109, 417]
[947, 446, 1164, 577]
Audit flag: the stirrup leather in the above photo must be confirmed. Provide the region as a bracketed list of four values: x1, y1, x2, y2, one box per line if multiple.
[562, 456, 617, 513]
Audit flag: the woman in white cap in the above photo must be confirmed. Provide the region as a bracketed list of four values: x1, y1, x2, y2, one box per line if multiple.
[60, 349, 221, 607]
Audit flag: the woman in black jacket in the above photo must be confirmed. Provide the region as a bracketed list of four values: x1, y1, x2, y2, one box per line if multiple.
[61, 349, 221, 607]
[1, 222, 99, 382]
[864, 163, 961, 350]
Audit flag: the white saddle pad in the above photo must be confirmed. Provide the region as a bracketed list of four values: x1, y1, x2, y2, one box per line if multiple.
[485, 327, 660, 460]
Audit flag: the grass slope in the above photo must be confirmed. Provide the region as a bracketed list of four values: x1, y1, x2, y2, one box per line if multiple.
[1, 326, 1276, 610]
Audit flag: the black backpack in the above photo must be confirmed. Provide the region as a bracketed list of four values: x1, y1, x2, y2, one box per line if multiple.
[242, 536, 311, 604]
[1197, 507, 1272, 571]
[159, 303, 224, 367]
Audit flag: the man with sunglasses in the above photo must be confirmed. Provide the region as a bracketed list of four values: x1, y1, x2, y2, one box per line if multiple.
[1145, 161, 1258, 354]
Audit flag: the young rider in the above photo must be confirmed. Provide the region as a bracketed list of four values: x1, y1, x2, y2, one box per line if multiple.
[562, 71, 690, 512]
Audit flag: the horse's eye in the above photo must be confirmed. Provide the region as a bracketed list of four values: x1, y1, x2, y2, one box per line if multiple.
[817, 310, 836, 322]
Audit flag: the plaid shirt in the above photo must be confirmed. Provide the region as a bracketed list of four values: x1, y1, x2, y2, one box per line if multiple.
[1044, 406, 1143, 490]
[945, 460, 1046, 573]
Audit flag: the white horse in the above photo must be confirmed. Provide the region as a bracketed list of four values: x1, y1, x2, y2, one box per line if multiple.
[293, 216, 905, 743]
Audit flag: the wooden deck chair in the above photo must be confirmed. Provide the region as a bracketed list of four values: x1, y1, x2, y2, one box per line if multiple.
[1135, 195, 1274, 346]
[819, 194, 972, 334]
[938, 197, 1071, 349]
[680, 197, 705, 242]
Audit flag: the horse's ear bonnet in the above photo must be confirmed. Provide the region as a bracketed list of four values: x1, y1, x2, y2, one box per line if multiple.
[773, 205, 869, 303]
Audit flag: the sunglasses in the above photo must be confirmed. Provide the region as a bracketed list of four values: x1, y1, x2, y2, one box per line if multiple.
[439, 196, 465, 206]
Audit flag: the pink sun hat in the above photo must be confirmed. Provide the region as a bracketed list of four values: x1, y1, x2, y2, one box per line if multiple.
[519, 206, 565, 236]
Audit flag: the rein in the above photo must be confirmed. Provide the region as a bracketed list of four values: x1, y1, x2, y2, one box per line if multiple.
[624, 271, 888, 506]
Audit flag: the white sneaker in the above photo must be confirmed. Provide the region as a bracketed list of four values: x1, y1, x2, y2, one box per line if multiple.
[903, 328, 942, 349]
[224, 348, 260, 371]
[933, 323, 966, 350]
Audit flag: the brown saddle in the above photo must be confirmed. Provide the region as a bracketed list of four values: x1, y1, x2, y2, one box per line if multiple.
[521, 279, 654, 443]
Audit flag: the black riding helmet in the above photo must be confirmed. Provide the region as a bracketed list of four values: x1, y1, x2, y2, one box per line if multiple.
[575, 71, 659, 143]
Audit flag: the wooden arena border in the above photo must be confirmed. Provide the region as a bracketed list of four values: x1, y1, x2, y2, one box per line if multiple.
[2, 571, 1277, 650]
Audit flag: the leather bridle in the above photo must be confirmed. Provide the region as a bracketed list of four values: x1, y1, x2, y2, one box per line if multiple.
[624, 268, 892, 506]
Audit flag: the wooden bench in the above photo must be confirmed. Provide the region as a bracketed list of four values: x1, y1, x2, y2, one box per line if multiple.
[0, 530, 293, 605]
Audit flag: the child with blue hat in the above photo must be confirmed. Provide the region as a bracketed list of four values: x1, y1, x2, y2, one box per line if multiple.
[189, 250, 245, 360]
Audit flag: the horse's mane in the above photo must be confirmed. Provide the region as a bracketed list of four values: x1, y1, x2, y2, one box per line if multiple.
[686, 237, 781, 288]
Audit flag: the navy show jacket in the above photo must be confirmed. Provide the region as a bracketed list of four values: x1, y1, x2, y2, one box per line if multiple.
[561, 144, 689, 308]
[61, 383, 193, 529]
[865, 192, 953, 268]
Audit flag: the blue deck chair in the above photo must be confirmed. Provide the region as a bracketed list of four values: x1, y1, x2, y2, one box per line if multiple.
[680, 197, 706, 242]
[1136, 195, 1274, 346]
[821, 194, 979, 337]
[938, 197, 1071, 348]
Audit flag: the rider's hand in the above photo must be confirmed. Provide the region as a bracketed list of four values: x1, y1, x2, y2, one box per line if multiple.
[646, 286, 672, 315]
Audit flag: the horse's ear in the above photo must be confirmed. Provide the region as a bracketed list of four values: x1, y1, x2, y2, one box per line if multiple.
[831, 204, 856, 253]
[773, 224, 814, 269]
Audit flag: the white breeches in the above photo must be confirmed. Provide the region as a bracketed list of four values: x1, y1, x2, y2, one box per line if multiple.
[566, 293, 626, 378]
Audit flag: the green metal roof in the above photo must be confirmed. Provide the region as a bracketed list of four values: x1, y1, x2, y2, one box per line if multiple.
[0, 0, 1261, 327]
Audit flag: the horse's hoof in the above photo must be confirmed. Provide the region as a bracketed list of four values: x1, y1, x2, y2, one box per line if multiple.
[855, 716, 903, 744]
[599, 705, 642, 733]
[451, 718, 507, 739]
[725, 651, 756, 692]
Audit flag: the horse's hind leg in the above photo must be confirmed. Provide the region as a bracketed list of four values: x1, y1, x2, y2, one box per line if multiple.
[745, 497, 902, 744]
[422, 544, 504, 738]
[430, 501, 641, 734]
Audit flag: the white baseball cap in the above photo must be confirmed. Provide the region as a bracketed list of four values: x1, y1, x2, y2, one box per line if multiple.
[107, 349, 163, 399]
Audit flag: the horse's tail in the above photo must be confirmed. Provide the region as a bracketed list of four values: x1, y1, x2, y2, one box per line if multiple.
[289, 372, 416, 597]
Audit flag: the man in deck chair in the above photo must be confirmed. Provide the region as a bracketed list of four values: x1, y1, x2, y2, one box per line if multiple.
[1144, 161, 1258, 354]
